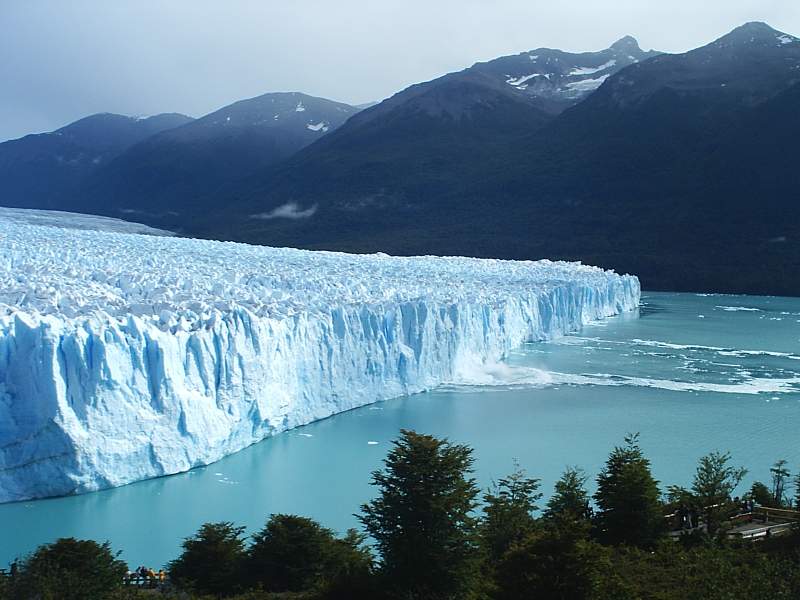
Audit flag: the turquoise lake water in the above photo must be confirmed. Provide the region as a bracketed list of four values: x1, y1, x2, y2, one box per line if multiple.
[1, 292, 799, 568]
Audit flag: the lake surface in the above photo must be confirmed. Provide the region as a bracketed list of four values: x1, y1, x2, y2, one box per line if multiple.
[2, 292, 799, 568]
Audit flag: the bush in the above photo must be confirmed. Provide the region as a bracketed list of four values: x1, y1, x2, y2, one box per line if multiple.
[246, 515, 372, 595]
[8, 537, 126, 600]
[606, 543, 800, 600]
[168, 522, 247, 597]
[494, 529, 608, 600]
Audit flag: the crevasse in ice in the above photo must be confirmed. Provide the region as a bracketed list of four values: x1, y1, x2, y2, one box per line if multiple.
[0, 218, 640, 502]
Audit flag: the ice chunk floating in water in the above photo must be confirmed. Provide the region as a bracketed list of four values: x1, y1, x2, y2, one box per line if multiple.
[0, 217, 639, 502]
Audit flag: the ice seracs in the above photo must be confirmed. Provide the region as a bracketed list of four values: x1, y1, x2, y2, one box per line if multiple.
[0, 207, 173, 236]
[0, 216, 640, 502]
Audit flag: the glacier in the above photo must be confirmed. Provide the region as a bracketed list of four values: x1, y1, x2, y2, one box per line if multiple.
[0, 216, 640, 502]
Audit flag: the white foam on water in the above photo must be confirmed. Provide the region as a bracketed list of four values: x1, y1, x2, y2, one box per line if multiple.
[448, 361, 800, 396]
[630, 339, 800, 361]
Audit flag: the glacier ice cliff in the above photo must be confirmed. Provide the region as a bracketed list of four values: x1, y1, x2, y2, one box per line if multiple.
[0, 217, 640, 502]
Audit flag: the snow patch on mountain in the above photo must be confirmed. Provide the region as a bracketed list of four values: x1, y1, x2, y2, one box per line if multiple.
[506, 73, 544, 87]
[569, 59, 617, 76]
[0, 219, 639, 502]
[565, 74, 611, 93]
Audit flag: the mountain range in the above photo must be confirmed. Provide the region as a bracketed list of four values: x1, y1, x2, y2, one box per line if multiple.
[0, 113, 192, 210]
[1, 22, 798, 295]
[72, 92, 359, 225]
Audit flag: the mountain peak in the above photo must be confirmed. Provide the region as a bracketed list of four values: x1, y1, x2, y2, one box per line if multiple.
[611, 35, 641, 51]
[734, 21, 779, 35]
[716, 21, 796, 45]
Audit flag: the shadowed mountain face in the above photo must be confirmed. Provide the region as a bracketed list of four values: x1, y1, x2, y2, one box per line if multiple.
[190, 37, 658, 241]
[0, 113, 193, 209]
[71, 92, 360, 226]
[478, 21, 800, 294]
[196, 23, 800, 295]
[2, 23, 799, 295]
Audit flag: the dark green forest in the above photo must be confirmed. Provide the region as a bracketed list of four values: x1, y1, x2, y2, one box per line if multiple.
[2, 431, 799, 600]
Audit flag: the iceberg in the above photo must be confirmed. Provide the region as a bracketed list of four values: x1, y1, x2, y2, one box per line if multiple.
[0, 216, 640, 502]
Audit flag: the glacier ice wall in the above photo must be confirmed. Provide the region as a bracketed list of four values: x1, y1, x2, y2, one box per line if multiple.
[0, 218, 640, 502]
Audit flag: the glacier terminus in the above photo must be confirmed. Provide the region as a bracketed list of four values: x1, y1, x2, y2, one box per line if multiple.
[0, 215, 640, 502]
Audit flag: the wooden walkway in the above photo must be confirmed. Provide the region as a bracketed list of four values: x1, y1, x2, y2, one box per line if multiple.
[123, 573, 168, 588]
[667, 505, 799, 540]
[728, 506, 799, 540]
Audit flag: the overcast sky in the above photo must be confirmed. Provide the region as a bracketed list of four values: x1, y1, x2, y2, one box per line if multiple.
[1, 0, 798, 141]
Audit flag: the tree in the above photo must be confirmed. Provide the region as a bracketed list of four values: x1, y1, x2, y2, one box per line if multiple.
[545, 467, 592, 527]
[795, 471, 800, 510]
[691, 451, 746, 536]
[794, 471, 800, 538]
[318, 529, 376, 600]
[492, 467, 604, 599]
[358, 430, 481, 599]
[749, 481, 773, 507]
[168, 522, 246, 596]
[246, 514, 372, 594]
[494, 529, 608, 600]
[481, 462, 542, 562]
[770, 460, 791, 507]
[8, 538, 126, 600]
[593, 433, 663, 548]
[248, 514, 336, 592]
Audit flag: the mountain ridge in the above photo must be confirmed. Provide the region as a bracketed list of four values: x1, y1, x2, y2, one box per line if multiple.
[193, 35, 659, 238]
[0, 112, 194, 210]
[71, 92, 360, 223]
[193, 22, 800, 295]
[2, 23, 799, 294]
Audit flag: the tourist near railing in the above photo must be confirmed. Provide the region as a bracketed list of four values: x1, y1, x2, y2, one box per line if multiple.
[124, 567, 168, 588]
